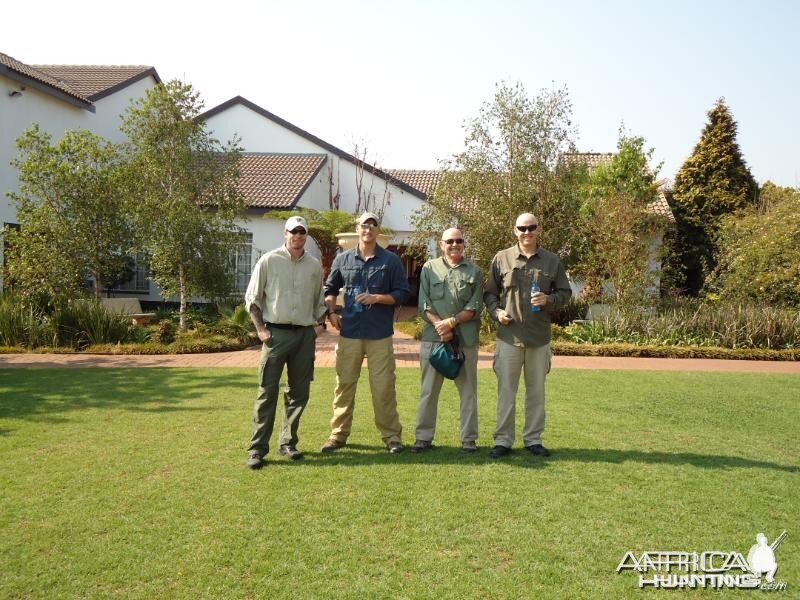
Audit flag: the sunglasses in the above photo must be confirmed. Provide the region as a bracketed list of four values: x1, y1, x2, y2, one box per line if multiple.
[516, 224, 538, 233]
[288, 228, 307, 235]
[359, 223, 378, 230]
[442, 238, 464, 245]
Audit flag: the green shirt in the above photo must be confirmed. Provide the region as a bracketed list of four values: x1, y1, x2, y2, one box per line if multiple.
[484, 244, 572, 347]
[244, 245, 326, 326]
[418, 256, 483, 347]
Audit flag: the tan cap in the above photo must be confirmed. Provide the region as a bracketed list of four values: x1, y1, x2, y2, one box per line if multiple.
[357, 211, 380, 226]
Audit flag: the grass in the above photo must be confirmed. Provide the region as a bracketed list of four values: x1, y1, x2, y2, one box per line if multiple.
[1, 368, 798, 599]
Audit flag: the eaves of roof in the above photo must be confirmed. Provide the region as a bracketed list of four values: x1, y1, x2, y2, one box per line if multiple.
[0, 52, 94, 112]
[198, 96, 427, 201]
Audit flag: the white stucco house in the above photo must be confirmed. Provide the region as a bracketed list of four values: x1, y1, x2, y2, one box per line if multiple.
[1, 51, 161, 291]
[197, 96, 429, 302]
[1, 52, 429, 303]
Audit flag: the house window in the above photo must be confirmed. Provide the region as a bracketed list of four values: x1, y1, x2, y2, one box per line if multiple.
[117, 252, 149, 293]
[232, 232, 253, 295]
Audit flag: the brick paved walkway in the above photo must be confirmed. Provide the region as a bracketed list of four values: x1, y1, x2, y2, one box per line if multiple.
[1, 329, 799, 373]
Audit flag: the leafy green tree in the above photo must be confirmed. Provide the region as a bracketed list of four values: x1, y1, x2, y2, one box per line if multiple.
[576, 131, 665, 303]
[5, 125, 134, 305]
[709, 182, 800, 306]
[665, 98, 758, 295]
[121, 80, 245, 331]
[411, 82, 582, 272]
[266, 208, 355, 277]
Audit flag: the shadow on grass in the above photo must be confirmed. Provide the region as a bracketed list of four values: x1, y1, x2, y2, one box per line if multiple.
[549, 447, 799, 473]
[0, 368, 251, 426]
[260, 445, 798, 473]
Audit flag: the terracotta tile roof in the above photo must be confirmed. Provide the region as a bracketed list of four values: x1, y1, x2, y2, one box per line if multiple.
[387, 169, 443, 198]
[31, 65, 158, 100]
[560, 152, 675, 222]
[560, 152, 615, 169]
[199, 97, 427, 200]
[0, 51, 91, 104]
[237, 153, 327, 208]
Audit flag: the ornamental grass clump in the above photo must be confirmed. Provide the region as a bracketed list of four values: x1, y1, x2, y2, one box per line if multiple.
[566, 299, 800, 349]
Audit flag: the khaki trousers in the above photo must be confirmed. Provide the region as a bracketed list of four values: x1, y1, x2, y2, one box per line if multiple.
[329, 336, 403, 445]
[415, 341, 479, 443]
[493, 339, 551, 447]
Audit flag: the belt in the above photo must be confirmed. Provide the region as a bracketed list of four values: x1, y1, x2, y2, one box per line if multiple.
[266, 322, 308, 330]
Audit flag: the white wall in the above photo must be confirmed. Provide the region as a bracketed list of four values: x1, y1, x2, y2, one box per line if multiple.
[203, 102, 427, 250]
[1, 74, 158, 227]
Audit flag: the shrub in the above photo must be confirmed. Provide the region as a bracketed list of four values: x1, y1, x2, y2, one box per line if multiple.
[154, 320, 177, 344]
[51, 301, 133, 349]
[0, 295, 53, 347]
[563, 299, 800, 349]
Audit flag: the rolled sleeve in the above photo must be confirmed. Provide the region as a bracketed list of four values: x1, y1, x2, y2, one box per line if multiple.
[324, 258, 344, 298]
[244, 260, 266, 313]
[483, 258, 503, 320]
[388, 258, 410, 305]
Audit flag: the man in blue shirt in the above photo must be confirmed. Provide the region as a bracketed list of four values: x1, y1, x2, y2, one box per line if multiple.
[322, 212, 410, 453]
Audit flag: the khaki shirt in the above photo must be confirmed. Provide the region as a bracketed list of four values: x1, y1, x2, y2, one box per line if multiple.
[418, 256, 483, 347]
[484, 244, 572, 347]
[244, 245, 326, 326]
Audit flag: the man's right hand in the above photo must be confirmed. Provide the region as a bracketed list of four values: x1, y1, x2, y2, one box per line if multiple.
[497, 310, 514, 325]
[329, 312, 342, 331]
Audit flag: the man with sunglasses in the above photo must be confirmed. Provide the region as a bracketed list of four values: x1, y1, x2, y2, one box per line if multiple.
[244, 215, 327, 469]
[321, 211, 410, 454]
[484, 213, 571, 459]
[411, 228, 483, 453]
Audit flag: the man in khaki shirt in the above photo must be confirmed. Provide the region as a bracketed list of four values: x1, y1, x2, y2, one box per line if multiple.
[484, 213, 571, 459]
[244, 215, 327, 469]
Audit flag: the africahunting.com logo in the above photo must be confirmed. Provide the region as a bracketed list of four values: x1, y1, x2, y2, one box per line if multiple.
[617, 531, 788, 591]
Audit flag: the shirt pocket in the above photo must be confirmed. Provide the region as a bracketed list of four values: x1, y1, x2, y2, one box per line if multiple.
[538, 270, 555, 293]
[430, 280, 445, 301]
[454, 276, 476, 304]
[366, 265, 388, 292]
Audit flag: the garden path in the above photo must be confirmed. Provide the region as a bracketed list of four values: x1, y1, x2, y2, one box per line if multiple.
[1, 328, 799, 373]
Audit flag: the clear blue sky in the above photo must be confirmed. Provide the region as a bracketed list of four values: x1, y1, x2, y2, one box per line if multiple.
[5, 0, 799, 186]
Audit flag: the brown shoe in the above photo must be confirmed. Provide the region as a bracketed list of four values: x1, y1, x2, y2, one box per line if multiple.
[461, 440, 478, 453]
[321, 438, 346, 453]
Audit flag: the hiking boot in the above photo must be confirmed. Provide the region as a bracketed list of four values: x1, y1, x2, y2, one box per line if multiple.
[489, 445, 512, 458]
[461, 440, 479, 453]
[246, 451, 264, 469]
[321, 438, 346, 453]
[525, 444, 551, 457]
[387, 440, 405, 454]
[410, 439, 433, 453]
[279, 445, 304, 460]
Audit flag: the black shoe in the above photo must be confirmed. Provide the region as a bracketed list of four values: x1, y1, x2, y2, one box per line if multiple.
[388, 440, 405, 454]
[279, 445, 304, 460]
[410, 439, 433, 453]
[246, 451, 264, 469]
[526, 444, 551, 457]
[489, 445, 512, 458]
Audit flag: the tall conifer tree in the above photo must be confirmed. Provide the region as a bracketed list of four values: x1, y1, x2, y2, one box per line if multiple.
[665, 98, 757, 295]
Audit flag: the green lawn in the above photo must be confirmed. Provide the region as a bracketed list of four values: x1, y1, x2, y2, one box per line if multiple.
[1, 368, 798, 599]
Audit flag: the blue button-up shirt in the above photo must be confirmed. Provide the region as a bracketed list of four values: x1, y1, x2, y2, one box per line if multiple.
[324, 245, 410, 340]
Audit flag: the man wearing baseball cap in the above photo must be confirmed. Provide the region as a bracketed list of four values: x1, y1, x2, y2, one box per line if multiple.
[321, 211, 410, 453]
[244, 215, 327, 469]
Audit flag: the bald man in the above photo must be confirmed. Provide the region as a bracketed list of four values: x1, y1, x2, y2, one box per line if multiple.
[484, 213, 572, 458]
[412, 228, 483, 453]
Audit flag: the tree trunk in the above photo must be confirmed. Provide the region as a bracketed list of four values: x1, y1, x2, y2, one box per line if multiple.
[94, 271, 103, 301]
[179, 266, 188, 332]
